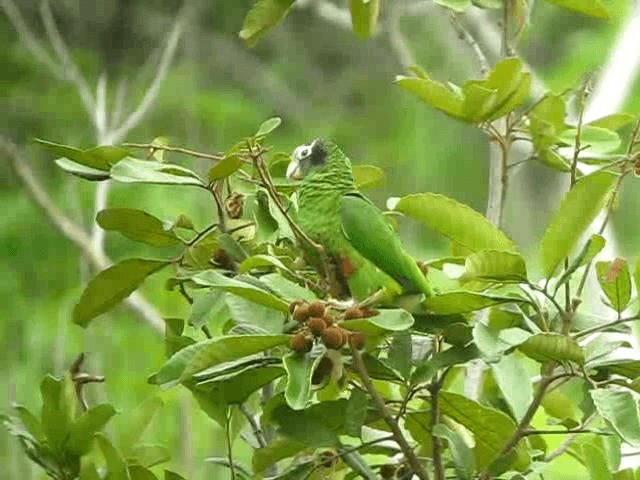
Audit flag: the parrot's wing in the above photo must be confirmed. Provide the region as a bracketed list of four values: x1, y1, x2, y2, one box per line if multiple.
[340, 193, 433, 296]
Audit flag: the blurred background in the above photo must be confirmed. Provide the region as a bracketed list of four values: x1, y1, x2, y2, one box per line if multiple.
[1, 0, 639, 478]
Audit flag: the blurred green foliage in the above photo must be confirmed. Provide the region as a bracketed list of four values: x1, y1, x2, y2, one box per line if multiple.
[1, 0, 639, 478]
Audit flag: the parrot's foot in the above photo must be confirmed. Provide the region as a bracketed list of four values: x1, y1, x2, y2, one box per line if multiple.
[326, 298, 357, 310]
[358, 289, 387, 308]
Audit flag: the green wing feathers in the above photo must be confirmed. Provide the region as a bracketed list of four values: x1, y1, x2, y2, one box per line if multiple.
[340, 193, 433, 297]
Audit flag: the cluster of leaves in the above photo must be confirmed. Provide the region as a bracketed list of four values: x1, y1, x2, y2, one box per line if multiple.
[1, 375, 184, 480]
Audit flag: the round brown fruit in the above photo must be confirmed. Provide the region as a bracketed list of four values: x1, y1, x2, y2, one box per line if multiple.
[318, 450, 338, 468]
[349, 332, 366, 350]
[293, 304, 310, 323]
[361, 307, 379, 318]
[307, 301, 326, 318]
[307, 317, 327, 336]
[322, 327, 345, 350]
[323, 314, 336, 326]
[343, 306, 364, 320]
[290, 333, 312, 353]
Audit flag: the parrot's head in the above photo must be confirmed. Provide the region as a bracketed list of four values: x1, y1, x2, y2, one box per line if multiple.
[287, 138, 347, 181]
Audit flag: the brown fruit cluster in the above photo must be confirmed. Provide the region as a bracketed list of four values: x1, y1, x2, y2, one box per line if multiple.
[380, 464, 397, 479]
[211, 248, 235, 270]
[224, 192, 245, 219]
[288, 300, 368, 353]
[416, 260, 430, 275]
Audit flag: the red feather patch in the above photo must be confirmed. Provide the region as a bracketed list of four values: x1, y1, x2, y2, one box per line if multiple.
[341, 257, 355, 278]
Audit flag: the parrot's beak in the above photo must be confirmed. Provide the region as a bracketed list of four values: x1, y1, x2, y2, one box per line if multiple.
[286, 159, 303, 181]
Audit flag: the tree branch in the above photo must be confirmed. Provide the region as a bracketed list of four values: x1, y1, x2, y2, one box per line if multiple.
[1, 137, 165, 334]
[350, 344, 430, 480]
[450, 14, 489, 76]
[39, 0, 96, 118]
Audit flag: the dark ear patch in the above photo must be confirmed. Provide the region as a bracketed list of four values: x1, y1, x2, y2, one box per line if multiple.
[310, 140, 329, 166]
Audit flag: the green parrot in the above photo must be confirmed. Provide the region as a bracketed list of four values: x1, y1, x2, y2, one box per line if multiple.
[286, 138, 433, 301]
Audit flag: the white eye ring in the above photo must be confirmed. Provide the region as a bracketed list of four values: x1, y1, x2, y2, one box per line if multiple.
[299, 147, 311, 159]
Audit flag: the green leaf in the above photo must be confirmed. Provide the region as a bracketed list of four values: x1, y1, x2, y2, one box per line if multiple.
[55, 158, 111, 180]
[148, 334, 290, 387]
[388, 331, 413, 380]
[491, 354, 533, 421]
[238, 254, 292, 274]
[411, 344, 479, 385]
[164, 471, 187, 480]
[35, 139, 127, 171]
[40, 375, 75, 452]
[239, 0, 296, 47]
[423, 291, 526, 315]
[543, 0, 609, 19]
[341, 308, 414, 335]
[256, 117, 282, 136]
[462, 250, 527, 283]
[596, 259, 632, 313]
[188, 289, 228, 330]
[13, 406, 45, 442]
[252, 437, 306, 474]
[540, 171, 616, 276]
[128, 465, 159, 480]
[208, 155, 243, 181]
[268, 396, 347, 447]
[555, 234, 606, 289]
[191, 270, 289, 312]
[345, 389, 369, 438]
[591, 389, 640, 447]
[349, 0, 380, 39]
[582, 443, 613, 480]
[435, 0, 472, 12]
[358, 352, 405, 382]
[74, 259, 170, 327]
[395, 75, 464, 118]
[394, 193, 515, 252]
[439, 392, 530, 471]
[128, 445, 170, 468]
[81, 459, 102, 480]
[352, 164, 385, 190]
[481, 58, 531, 120]
[557, 126, 621, 154]
[118, 396, 164, 454]
[518, 333, 585, 365]
[97, 209, 181, 247]
[473, 323, 532, 361]
[67, 404, 117, 455]
[587, 113, 636, 131]
[110, 158, 205, 187]
[259, 273, 318, 302]
[196, 365, 284, 406]
[283, 352, 325, 410]
[226, 293, 286, 334]
[432, 423, 475, 480]
[96, 433, 130, 480]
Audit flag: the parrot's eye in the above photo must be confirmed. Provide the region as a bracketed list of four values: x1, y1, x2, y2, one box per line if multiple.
[299, 147, 311, 159]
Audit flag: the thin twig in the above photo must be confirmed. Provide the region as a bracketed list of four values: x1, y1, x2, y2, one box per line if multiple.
[122, 142, 224, 161]
[240, 405, 267, 448]
[349, 344, 430, 480]
[450, 14, 490, 75]
[572, 313, 640, 339]
[225, 409, 237, 480]
[429, 339, 445, 480]
[1, 137, 165, 334]
[544, 415, 596, 462]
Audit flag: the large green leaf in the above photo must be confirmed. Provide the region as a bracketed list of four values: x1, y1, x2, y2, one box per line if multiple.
[544, 0, 609, 19]
[439, 392, 529, 471]
[554, 234, 605, 290]
[283, 352, 325, 410]
[411, 344, 480, 385]
[252, 437, 306, 474]
[395, 76, 464, 118]
[352, 164, 385, 190]
[259, 273, 318, 302]
[74, 259, 170, 327]
[557, 126, 621, 154]
[345, 388, 369, 438]
[462, 250, 527, 283]
[208, 154, 243, 181]
[435, 0, 472, 12]
[195, 365, 284, 406]
[432, 423, 475, 480]
[423, 291, 526, 315]
[595, 259, 632, 313]
[591, 389, 640, 447]
[226, 293, 286, 334]
[67, 404, 117, 455]
[191, 270, 289, 312]
[55, 158, 111, 181]
[540, 172, 616, 276]
[188, 289, 228, 330]
[341, 308, 414, 335]
[587, 113, 636, 131]
[473, 323, 532, 361]
[582, 443, 613, 480]
[394, 193, 515, 252]
[518, 333, 585, 365]
[491, 354, 533, 421]
[128, 465, 159, 480]
[350, 0, 380, 39]
[40, 375, 75, 452]
[256, 117, 282, 137]
[36, 139, 128, 171]
[97, 209, 181, 247]
[110, 158, 205, 187]
[96, 433, 130, 480]
[239, 0, 296, 47]
[388, 331, 412, 380]
[148, 334, 290, 387]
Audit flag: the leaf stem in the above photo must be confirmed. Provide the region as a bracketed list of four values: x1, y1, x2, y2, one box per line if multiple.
[122, 142, 224, 161]
[349, 344, 430, 480]
[429, 338, 445, 480]
[225, 409, 237, 480]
